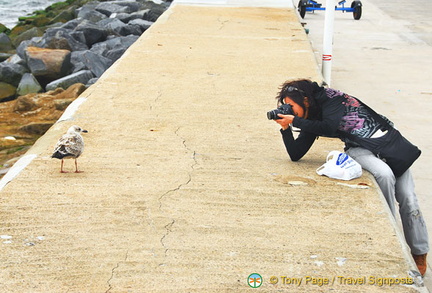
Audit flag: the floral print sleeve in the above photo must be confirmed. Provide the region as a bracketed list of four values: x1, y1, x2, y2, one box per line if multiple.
[338, 94, 392, 138]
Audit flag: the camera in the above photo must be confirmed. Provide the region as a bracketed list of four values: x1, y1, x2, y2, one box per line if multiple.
[267, 104, 294, 120]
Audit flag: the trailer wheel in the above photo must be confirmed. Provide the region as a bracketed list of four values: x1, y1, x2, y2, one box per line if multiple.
[298, 0, 307, 19]
[351, 1, 362, 20]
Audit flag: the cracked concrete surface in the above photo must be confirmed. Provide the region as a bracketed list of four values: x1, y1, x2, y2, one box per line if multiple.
[106, 251, 129, 293]
[0, 4, 424, 292]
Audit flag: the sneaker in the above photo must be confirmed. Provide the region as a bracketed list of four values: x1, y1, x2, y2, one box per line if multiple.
[412, 253, 427, 276]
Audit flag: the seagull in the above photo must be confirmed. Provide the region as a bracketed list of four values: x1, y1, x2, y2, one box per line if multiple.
[52, 125, 88, 173]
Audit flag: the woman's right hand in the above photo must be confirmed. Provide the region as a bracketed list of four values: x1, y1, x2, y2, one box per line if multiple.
[275, 114, 295, 130]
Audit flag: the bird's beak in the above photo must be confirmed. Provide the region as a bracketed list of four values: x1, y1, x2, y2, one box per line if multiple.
[82, 129, 88, 133]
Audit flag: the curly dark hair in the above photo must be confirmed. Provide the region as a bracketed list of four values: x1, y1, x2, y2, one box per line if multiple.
[275, 79, 324, 119]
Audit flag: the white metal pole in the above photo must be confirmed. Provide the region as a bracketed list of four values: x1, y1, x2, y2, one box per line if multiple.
[322, 0, 335, 86]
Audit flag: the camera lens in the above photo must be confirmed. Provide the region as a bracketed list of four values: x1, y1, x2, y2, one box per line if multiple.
[267, 104, 294, 120]
[267, 110, 280, 120]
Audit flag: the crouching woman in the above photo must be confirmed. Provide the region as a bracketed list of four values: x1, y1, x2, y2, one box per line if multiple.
[273, 79, 428, 276]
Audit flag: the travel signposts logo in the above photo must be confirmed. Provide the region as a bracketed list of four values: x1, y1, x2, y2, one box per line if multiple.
[248, 273, 263, 288]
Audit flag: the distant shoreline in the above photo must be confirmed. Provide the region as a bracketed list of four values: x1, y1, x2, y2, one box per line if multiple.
[0, 0, 62, 29]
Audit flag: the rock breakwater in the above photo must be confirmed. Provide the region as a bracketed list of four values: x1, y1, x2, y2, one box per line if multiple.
[0, 0, 171, 177]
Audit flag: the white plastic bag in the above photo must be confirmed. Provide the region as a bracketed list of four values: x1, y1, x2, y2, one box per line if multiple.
[316, 151, 362, 181]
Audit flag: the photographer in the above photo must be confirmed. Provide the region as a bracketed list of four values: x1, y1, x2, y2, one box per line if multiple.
[272, 79, 429, 276]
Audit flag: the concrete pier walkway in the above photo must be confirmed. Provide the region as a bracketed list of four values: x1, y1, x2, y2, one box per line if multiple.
[0, 1, 426, 292]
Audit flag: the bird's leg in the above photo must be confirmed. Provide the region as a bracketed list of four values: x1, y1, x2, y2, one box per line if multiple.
[60, 159, 69, 173]
[74, 159, 83, 173]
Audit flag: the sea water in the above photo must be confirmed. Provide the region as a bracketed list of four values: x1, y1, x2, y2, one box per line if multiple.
[0, 0, 61, 29]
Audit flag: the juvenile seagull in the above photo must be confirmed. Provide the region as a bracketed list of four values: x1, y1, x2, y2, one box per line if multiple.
[52, 125, 88, 173]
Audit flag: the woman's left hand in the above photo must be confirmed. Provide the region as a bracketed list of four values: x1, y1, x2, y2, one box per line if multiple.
[275, 114, 295, 130]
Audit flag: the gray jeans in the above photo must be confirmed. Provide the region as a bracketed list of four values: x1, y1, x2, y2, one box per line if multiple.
[346, 147, 429, 255]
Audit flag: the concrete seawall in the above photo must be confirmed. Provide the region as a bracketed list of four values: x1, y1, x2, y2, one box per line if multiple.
[0, 2, 426, 292]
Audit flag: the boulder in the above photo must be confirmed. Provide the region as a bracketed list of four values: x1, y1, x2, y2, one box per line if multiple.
[76, 1, 102, 19]
[54, 99, 73, 111]
[97, 18, 128, 35]
[128, 19, 153, 32]
[124, 23, 143, 36]
[105, 47, 127, 63]
[140, 2, 167, 22]
[44, 87, 64, 96]
[25, 47, 72, 83]
[45, 70, 93, 91]
[89, 41, 110, 56]
[16, 38, 44, 59]
[80, 50, 113, 77]
[52, 83, 86, 110]
[49, 5, 78, 25]
[70, 51, 87, 73]
[0, 62, 28, 86]
[54, 82, 86, 100]
[45, 22, 64, 29]
[129, 9, 150, 21]
[111, 1, 143, 13]
[41, 27, 88, 51]
[0, 33, 14, 52]
[70, 31, 87, 47]
[98, 17, 142, 36]
[0, 82, 16, 102]
[111, 12, 130, 23]
[111, 12, 133, 23]
[60, 18, 82, 30]
[79, 9, 108, 23]
[91, 35, 138, 62]
[74, 21, 108, 47]
[17, 73, 43, 96]
[99, 35, 139, 51]
[13, 95, 37, 112]
[11, 27, 44, 48]
[95, 2, 130, 17]
[19, 122, 53, 135]
[5, 54, 27, 66]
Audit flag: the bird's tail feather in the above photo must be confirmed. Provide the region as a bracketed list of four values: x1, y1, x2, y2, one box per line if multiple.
[51, 151, 65, 159]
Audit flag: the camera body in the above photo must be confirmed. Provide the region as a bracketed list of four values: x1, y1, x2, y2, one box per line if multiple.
[267, 104, 294, 120]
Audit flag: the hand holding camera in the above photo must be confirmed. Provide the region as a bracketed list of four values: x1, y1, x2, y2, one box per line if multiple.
[267, 104, 294, 120]
[267, 104, 295, 130]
